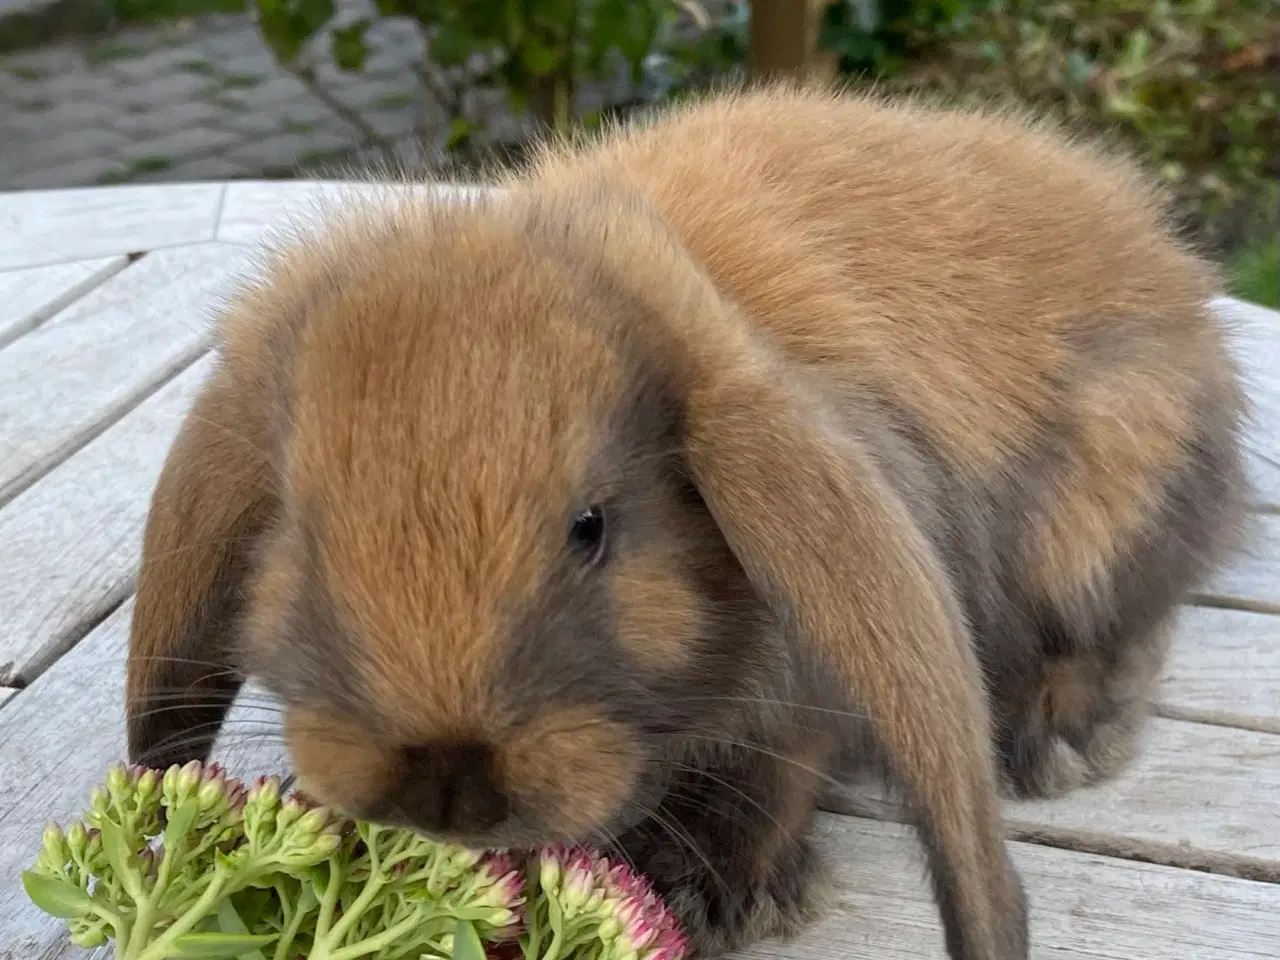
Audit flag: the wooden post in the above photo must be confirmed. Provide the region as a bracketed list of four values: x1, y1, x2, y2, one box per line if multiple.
[748, 0, 838, 85]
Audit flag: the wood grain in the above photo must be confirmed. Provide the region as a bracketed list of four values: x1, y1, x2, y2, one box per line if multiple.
[1214, 296, 1280, 508]
[0, 356, 215, 687]
[0, 242, 252, 507]
[0, 257, 128, 351]
[743, 816, 1280, 960]
[1199, 512, 1280, 613]
[0, 183, 224, 270]
[827, 713, 1280, 879]
[2, 609, 1277, 960]
[1159, 606, 1280, 730]
[215, 178, 483, 245]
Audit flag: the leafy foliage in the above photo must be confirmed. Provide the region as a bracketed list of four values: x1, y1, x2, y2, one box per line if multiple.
[819, 0, 1279, 254]
[25, 760, 687, 960]
[243, 0, 715, 157]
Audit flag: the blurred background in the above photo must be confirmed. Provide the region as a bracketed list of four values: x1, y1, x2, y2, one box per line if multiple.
[0, 0, 1275, 305]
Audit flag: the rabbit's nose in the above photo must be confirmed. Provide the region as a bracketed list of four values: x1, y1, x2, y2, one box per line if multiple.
[395, 740, 510, 834]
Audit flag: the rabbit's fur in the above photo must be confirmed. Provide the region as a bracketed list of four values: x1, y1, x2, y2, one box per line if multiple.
[125, 85, 1249, 960]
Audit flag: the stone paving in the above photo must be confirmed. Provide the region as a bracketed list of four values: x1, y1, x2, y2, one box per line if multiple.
[0, 8, 437, 190]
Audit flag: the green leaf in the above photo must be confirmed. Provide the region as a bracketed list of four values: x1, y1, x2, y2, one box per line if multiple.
[162, 799, 200, 874]
[447, 116, 473, 149]
[21, 870, 95, 920]
[332, 19, 370, 71]
[214, 898, 269, 960]
[519, 37, 559, 76]
[298, 0, 335, 33]
[168, 933, 279, 959]
[546, 887, 564, 941]
[451, 919, 488, 960]
[96, 818, 142, 891]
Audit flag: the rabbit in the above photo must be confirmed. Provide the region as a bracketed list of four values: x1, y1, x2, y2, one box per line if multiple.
[123, 83, 1250, 960]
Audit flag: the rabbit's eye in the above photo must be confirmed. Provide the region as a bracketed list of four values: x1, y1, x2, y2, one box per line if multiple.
[569, 504, 608, 565]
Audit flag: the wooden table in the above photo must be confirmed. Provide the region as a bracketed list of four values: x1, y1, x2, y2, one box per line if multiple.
[0, 180, 1277, 959]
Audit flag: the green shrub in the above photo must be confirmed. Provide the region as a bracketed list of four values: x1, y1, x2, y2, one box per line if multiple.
[820, 0, 1279, 254]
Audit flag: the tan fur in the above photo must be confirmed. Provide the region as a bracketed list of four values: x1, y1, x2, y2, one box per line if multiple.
[124, 83, 1247, 960]
[613, 550, 700, 670]
[285, 705, 398, 812]
[511, 84, 1217, 478]
[500, 705, 641, 840]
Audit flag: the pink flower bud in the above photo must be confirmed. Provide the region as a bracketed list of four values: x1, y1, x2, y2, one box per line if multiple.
[248, 775, 281, 809]
[562, 850, 596, 910]
[197, 773, 228, 813]
[178, 759, 203, 791]
[538, 847, 564, 891]
[643, 927, 689, 960]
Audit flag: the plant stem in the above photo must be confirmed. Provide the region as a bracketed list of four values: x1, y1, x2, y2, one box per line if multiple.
[272, 881, 313, 960]
[312, 853, 345, 946]
[319, 870, 385, 948]
[283, 61, 383, 150]
[131, 871, 230, 960]
[324, 911, 436, 960]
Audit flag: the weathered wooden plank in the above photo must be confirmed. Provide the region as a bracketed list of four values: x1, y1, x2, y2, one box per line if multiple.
[1159, 606, 1280, 730]
[0, 257, 129, 350]
[1005, 717, 1280, 876]
[830, 713, 1280, 880]
[215, 178, 481, 245]
[2, 608, 1278, 960]
[1214, 296, 1280, 508]
[1198, 512, 1280, 613]
[0, 355, 215, 687]
[744, 816, 1280, 960]
[0, 601, 133, 960]
[0, 242, 252, 507]
[0, 183, 225, 270]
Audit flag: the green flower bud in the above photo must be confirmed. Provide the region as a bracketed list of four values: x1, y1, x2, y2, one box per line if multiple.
[311, 829, 343, 859]
[539, 852, 561, 892]
[294, 806, 331, 838]
[65, 823, 88, 862]
[68, 922, 109, 948]
[135, 768, 161, 803]
[41, 823, 68, 867]
[105, 762, 129, 796]
[162, 763, 182, 797]
[83, 829, 103, 867]
[449, 847, 482, 872]
[89, 786, 110, 819]
[178, 759, 203, 793]
[599, 914, 623, 940]
[197, 773, 230, 815]
[276, 796, 307, 831]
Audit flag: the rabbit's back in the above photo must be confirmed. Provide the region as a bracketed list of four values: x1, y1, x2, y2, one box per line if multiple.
[523, 84, 1249, 734]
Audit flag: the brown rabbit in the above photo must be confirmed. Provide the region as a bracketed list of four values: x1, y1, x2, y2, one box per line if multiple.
[124, 84, 1249, 960]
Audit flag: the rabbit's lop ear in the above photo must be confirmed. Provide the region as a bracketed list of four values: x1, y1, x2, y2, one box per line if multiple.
[125, 361, 277, 770]
[683, 357, 1028, 960]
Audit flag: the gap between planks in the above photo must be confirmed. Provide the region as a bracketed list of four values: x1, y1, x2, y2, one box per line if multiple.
[0, 242, 253, 510]
[0, 256, 132, 352]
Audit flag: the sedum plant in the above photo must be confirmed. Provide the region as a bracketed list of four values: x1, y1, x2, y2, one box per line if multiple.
[24, 761, 686, 960]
